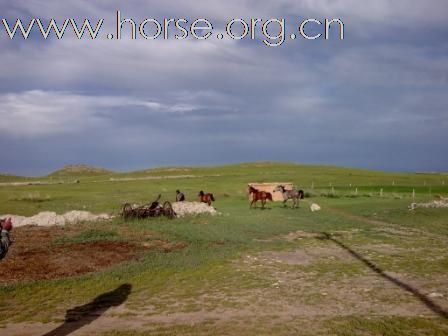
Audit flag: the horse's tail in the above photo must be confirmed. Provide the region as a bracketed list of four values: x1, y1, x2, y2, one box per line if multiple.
[298, 190, 305, 199]
[210, 194, 215, 201]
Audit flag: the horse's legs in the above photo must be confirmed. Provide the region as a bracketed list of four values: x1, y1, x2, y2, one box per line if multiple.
[261, 199, 265, 209]
[283, 199, 287, 207]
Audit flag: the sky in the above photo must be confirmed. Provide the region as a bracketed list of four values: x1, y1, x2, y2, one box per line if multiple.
[0, 1, 447, 176]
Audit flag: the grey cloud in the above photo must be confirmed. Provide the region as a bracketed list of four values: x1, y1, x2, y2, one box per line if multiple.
[0, 1, 447, 174]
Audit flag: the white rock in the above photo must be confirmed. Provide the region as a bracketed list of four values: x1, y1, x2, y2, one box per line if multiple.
[428, 292, 444, 298]
[171, 201, 218, 217]
[310, 203, 321, 212]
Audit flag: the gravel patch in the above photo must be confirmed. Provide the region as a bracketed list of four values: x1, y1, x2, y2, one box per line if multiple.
[409, 197, 448, 210]
[172, 201, 218, 217]
[0, 211, 113, 227]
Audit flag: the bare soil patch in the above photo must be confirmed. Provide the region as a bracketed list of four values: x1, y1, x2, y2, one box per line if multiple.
[257, 245, 354, 266]
[238, 246, 448, 320]
[361, 243, 409, 255]
[283, 230, 326, 241]
[0, 225, 173, 283]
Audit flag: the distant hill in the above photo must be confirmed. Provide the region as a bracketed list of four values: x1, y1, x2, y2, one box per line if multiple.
[49, 164, 114, 177]
[3, 161, 447, 181]
[0, 173, 29, 183]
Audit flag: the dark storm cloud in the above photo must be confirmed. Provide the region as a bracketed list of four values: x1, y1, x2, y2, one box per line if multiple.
[0, 1, 447, 175]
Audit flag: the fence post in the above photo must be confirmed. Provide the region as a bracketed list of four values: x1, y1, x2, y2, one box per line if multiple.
[412, 189, 415, 199]
[380, 188, 383, 197]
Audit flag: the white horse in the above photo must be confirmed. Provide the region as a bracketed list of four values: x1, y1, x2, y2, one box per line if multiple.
[274, 185, 304, 208]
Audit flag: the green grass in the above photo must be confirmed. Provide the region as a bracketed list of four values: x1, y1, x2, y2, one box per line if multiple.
[1, 162, 446, 216]
[0, 162, 447, 334]
[53, 229, 119, 245]
[8, 191, 52, 203]
[326, 316, 448, 336]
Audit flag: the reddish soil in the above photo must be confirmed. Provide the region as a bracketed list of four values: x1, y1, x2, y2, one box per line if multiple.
[0, 226, 148, 283]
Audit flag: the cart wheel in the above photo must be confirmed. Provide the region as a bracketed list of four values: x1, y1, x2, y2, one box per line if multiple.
[122, 203, 133, 220]
[163, 201, 176, 219]
[137, 208, 148, 219]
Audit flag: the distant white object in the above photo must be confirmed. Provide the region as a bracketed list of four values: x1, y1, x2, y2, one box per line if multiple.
[310, 203, 321, 212]
[409, 198, 448, 210]
[428, 292, 444, 298]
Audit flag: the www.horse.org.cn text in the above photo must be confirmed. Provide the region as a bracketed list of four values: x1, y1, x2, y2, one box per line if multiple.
[1, 11, 345, 47]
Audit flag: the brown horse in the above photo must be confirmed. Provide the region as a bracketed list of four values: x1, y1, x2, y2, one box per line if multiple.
[1, 217, 13, 260]
[198, 191, 215, 206]
[248, 186, 273, 209]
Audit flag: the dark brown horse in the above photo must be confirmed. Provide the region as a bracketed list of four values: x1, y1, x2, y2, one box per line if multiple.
[248, 186, 273, 209]
[198, 191, 215, 206]
[0, 217, 13, 260]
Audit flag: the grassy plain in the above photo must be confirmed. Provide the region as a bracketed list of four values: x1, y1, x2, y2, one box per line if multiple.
[0, 162, 447, 335]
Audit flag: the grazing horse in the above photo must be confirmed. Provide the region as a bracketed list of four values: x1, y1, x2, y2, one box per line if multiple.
[198, 191, 215, 206]
[274, 185, 304, 208]
[248, 186, 273, 209]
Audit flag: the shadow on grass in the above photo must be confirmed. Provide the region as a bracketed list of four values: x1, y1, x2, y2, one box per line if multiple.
[42, 284, 132, 336]
[319, 232, 448, 319]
